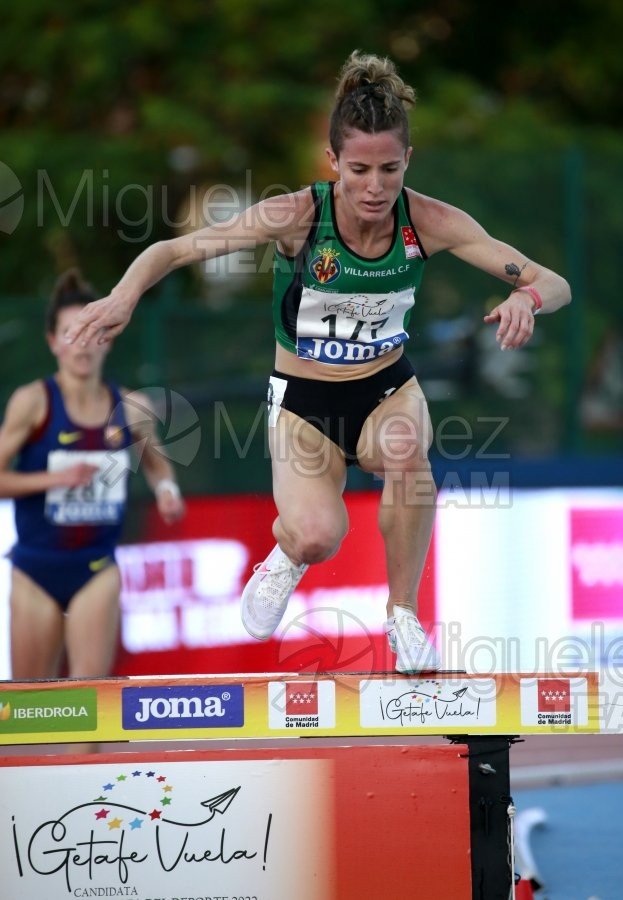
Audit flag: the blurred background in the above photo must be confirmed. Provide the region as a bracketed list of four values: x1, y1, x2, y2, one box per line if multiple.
[0, 0, 621, 673]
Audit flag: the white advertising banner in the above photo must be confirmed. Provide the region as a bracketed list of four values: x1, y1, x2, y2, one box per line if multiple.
[0, 745, 474, 899]
[1, 757, 334, 900]
[435, 487, 623, 673]
[359, 676, 498, 729]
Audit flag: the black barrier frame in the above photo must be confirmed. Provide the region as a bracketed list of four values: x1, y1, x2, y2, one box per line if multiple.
[449, 735, 523, 900]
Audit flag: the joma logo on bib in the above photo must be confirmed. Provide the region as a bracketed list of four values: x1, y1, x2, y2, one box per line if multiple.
[298, 334, 406, 364]
[122, 684, 244, 730]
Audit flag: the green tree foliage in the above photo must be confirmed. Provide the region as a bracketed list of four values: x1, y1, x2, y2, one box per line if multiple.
[1, 2, 621, 480]
[2, 0, 622, 293]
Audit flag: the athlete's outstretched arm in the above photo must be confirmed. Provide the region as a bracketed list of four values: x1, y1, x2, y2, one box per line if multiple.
[409, 191, 571, 350]
[65, 191, 312, 347]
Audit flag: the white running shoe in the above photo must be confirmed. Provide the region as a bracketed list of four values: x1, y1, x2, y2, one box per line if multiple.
[385, 605, 441, 673]
[241, 544, 308, 640]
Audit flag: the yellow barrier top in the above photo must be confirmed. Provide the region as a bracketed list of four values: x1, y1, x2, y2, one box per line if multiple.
[0, 669, 621, 745]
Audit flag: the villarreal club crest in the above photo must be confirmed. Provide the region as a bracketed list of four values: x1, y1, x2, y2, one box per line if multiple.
[309, 248, 341, 285]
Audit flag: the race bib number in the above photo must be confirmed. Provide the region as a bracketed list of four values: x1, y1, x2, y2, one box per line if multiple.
[45, 449, 130, 525]
[296, 286, 413, 364]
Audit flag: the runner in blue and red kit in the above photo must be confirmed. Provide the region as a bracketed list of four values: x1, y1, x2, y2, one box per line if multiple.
[0, 269, 185, 681]
[12, 374, 133, 608]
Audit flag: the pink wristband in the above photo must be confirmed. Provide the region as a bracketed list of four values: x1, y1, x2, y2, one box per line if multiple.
[512, 285, 543, 312]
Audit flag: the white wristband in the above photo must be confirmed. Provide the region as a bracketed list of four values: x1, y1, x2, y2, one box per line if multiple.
[155, 478, 181, 500]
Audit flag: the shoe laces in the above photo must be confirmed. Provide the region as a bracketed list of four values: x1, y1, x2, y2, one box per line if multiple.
[394, 613, 426, 648]
[252, 558, 303, 609]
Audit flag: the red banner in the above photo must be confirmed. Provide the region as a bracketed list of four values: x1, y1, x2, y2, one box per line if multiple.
[113, 492, 435, 677]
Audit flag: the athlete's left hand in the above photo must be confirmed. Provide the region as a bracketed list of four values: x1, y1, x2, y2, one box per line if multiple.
[484, 292, 535, 350]
[65, 292, 136, 346]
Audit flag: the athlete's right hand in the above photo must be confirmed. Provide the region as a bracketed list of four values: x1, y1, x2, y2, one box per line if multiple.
[64, 293, 135, 346]
[54, 463, 100, 488]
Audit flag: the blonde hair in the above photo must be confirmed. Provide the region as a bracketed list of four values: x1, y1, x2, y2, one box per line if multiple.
[329, 50, 416, 155]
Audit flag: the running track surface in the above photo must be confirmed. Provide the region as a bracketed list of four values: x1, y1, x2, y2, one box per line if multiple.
[512, 781, 623, 900]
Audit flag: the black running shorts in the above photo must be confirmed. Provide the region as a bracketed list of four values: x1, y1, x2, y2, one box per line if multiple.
[268, 354, 416, 466]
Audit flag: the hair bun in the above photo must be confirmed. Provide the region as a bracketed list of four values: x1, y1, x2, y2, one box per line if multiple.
[335, 50, 415, 107]
[329, 50, 415, 154]
[52, 268, 96, 304]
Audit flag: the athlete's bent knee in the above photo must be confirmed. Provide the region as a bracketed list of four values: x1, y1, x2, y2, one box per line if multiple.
[290, 517, 347, 565]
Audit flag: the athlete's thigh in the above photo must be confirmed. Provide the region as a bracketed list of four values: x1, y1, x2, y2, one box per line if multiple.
[269, 408, 347, 526]
[64, 564, 121, 678]
[356, 376, 433, 474]
[9, 567, 65, 678]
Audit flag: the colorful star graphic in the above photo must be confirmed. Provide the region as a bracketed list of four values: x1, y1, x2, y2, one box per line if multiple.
[87, 771, 180, 831]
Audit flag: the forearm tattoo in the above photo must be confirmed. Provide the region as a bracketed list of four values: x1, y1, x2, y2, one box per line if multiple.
[505, 262, 528, 287]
